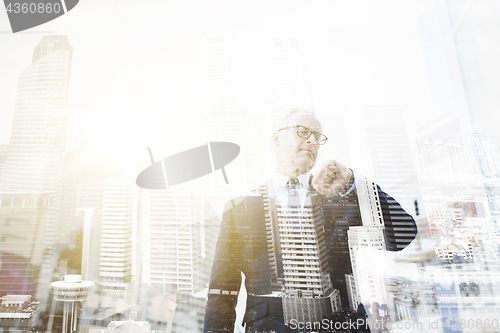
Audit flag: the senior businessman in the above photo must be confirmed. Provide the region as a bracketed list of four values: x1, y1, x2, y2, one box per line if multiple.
[203, 110, 417, 332]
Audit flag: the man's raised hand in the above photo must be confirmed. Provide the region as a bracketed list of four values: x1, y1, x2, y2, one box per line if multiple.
[312, 160, 354, 197]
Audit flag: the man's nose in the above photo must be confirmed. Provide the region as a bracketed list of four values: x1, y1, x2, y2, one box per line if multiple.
[306, 134, 319, 145]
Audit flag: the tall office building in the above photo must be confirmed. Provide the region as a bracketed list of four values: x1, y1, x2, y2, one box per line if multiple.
[2, 36, 73, 302]
[333, 107, 421, 312]
[276, 191, 340, 323]
[322, 194, 363, 309]
[347, 226, 387, 306]
[79, 208, 102, 282]
[140, 186, 205, 332]
[252, 184, 341, 322]
[278, 193, 332, 297]
[2, 35, 72, 194]
[358, 107, 421, 217]
[99, 179, 135, 308]
[351, 107, 422, 251]
[141, 186, 203, 295]
[345, 274, 359, 311]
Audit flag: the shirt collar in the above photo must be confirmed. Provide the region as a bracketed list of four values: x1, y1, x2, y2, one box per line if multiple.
[272, 172, 311, 188]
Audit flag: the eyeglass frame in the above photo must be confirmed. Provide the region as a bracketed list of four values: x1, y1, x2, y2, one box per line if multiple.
[276, 125, 328, 145]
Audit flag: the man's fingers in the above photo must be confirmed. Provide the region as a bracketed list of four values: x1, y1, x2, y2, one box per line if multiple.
[313, 160, 354, 197]
[323, 160, 339, 173]
[314, 170, 336, 183]
[324, 160, 337, 169]
[312, 184, 333, 196]
[317, 162, 338, 180]
[313, 182, 344, 196]
[325, 160, 353, 181]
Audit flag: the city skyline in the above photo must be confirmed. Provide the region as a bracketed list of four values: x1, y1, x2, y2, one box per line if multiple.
[2, 1, 500, 332]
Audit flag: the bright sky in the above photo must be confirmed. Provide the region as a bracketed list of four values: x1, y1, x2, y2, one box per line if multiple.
[0, 0, 471, 183]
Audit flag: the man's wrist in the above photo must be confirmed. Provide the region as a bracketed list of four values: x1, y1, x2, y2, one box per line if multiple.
[338, 171, 356, 197]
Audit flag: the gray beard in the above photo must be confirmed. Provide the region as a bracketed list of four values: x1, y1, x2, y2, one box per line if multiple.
[280, 157, 315, 176]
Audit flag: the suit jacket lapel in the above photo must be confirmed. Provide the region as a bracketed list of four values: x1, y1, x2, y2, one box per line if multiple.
[261, 180, 283, 287]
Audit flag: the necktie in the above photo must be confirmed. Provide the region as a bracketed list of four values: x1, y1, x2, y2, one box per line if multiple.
[286, 177, 300, 207]
[287, 177, 300, 189]
[286, 178, 301, 235]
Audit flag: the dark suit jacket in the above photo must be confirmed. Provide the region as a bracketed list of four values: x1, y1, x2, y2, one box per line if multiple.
[203, 178, 417, 333]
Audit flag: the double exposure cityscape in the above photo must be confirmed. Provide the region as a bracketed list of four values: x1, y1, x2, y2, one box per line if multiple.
[1, 1, 500, 332]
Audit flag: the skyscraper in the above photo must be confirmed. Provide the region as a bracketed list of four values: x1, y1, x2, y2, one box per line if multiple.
[347, 226, 387, 306]
[352, 107, 422, 251]
[99, 178, 135, 308]
[141, 186, 203, 295]
[358, 107, 421, 218]
[139, 185, 205, 332]
[2, 35, 72, 194]
[1, 36, 73, 302]
[276, 191, 340, 323]
[322, 194, 363, 308]
[335, 107, 422, 313]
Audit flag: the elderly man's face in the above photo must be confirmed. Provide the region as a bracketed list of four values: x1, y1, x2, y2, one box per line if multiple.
[274, 115, 323, 175]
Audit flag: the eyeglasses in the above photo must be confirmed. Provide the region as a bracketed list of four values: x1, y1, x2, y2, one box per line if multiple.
[277, 125, 328, 145]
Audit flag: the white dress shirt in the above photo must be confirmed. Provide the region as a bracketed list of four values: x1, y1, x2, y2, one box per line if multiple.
[271, 172, 311, 209]
[271, 171, 356, 207]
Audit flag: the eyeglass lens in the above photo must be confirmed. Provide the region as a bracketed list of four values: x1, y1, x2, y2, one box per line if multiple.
[297, 126, 326, 144]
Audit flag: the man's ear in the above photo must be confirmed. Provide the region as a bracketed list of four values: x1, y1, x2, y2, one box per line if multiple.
[272, 132, 279, 146]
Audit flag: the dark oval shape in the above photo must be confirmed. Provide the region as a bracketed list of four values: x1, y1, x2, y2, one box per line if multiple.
[210, 142, 240, 171]
[164, 145, 212, 186]
[136, 161, 166, 189]
[136, 141, 240, 189]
